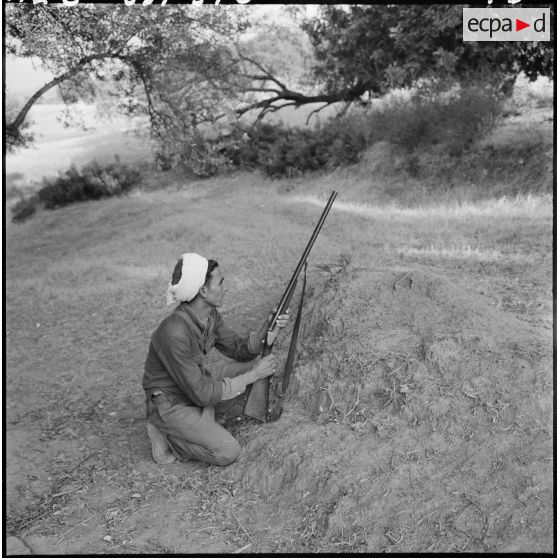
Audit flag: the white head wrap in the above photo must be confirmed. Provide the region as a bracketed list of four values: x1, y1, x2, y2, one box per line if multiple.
[166, 252, 209, 305]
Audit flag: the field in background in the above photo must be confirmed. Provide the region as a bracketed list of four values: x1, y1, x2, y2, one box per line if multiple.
[5, 103, 154, 192]
[5, 100, 340, 195]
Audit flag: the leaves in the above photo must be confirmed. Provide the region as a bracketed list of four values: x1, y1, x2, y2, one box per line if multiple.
[5, 4, 248, 161]
[303, 5, 554, 96]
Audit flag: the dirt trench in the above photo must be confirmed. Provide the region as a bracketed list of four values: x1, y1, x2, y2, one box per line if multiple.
[218, 260, 553, 552]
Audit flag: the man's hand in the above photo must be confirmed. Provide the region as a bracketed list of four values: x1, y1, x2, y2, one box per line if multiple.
[248, 354, 277, 382]
[265, 307, 291, 331]
[273, 307, 290, 329]
[256, 307, 291, 347]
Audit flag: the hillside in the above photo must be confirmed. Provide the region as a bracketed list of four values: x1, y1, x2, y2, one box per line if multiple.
[5, 90, 554, 553]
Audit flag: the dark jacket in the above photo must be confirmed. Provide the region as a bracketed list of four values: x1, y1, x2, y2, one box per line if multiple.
[143, 303, 260, 407]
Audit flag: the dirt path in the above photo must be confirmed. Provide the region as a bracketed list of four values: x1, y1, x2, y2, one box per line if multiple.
[5, 177, 553, 554]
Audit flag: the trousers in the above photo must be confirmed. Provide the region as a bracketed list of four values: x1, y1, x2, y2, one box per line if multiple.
[145, 359, 253, 466]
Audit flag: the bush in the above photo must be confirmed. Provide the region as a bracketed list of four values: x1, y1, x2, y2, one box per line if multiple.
[185, 137, 237, 178]
[224, 83, 502, 178]
[11, 160, 142, 223]
[11, 195, 38, 223]
[370, 85, 502, 155]
[36, 160, 141, 210]
[249, 125, 328, 177]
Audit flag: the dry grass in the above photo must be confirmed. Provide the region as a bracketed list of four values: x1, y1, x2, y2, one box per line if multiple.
[293, 192, 551, 220]
[5, 85, 553, 553]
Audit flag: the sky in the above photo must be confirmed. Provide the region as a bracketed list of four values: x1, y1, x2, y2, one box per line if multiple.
[6, 57, 55, 96]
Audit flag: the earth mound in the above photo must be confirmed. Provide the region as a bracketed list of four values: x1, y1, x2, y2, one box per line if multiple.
[222, 258, 552, 552]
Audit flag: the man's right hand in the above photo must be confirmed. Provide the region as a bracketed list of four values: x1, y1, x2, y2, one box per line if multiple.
[249, 354, 277, 382]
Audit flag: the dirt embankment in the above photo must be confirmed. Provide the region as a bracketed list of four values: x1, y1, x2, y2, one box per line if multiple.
[220, 259, 553, 552]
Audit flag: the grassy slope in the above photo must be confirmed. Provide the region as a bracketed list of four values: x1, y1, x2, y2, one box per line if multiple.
[5, 100, 553, 553]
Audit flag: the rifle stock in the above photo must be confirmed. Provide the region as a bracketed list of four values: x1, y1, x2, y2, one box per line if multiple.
[242, 280, 297, 422]
[242, 374, 270, 422]
[243, 191, 338, 422]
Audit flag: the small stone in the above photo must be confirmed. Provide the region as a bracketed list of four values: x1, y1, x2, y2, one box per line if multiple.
[103, 535, 112, 542]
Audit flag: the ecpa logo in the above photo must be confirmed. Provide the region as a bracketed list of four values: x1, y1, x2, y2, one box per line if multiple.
[463, 8, 550, 41]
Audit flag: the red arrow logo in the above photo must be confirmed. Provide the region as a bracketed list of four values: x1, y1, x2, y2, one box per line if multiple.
[516, 18, 530, 31]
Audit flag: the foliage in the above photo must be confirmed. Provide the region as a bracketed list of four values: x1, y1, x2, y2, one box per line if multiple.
[6, 4, 552, 165]
[303, 5, 554, 97]
[5, 99, 34, 153]
[5, 4, 248, 159]
[183, 133, 238, 178]
[232, 84, 502, 177]
[371, 85, 502, 155]
[240, 19, 315, 91]
[11, 195, 38, 223]
[37, 160, 141, 209]
[11, 160, 141, 222]
[236, 124, 325, 177]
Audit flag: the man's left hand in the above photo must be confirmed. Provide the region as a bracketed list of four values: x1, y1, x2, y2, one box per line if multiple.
[270, 307, 290, 329]
[258, 308, 291, 344]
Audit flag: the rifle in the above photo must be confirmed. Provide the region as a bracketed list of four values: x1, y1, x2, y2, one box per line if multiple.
[243, 190, 338, 422]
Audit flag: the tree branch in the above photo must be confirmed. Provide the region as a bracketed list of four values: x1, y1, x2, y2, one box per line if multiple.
[237, 51, 288, 91]
[6, 53, 122, 138]
[305, 102, 332, 125]
[235, 50, 373, 124]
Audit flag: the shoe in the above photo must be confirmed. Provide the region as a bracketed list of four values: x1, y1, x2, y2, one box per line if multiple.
[147, 422, 176, 464]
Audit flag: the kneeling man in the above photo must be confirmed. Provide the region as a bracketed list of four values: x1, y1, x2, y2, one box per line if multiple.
[142, 253, 289, 466]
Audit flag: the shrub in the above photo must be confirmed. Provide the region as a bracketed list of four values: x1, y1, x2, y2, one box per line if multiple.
[11, 160, 141, 222]
[11, 195, 38, 223]
[318, 113, 373, 168]
[370, 85, 502, 155]
[151, 82, 502, 179]
[156, 129, 239, 177]
[233, 123, 327, 178]
[185, 137, 237, 178]
[36, 160, 141, 209]
[228, 83, 502, 178]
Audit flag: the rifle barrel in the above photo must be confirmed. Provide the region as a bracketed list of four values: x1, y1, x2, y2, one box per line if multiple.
[268, 190, 338, 330]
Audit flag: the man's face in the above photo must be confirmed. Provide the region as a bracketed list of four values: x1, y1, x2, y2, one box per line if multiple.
[204, 266, 225, 307]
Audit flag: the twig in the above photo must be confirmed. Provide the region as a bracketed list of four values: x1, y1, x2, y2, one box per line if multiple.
[233, 543, 253, 553]
[230, 510, 253, 543]
[323, 385, 341, 414]
[417, 508, 438, 525]
[343, 387, 361, 422]
[51, 486, 82, 498]
[305, 102, 330, 125]
[54, 513, 96, 546]
[385, 530, 402, 545]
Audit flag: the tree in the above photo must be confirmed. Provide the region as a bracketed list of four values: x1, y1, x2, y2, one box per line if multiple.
[5, 4, 249, 158]
[234, 4, 554, 121]
[6, 4, 553, 161]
